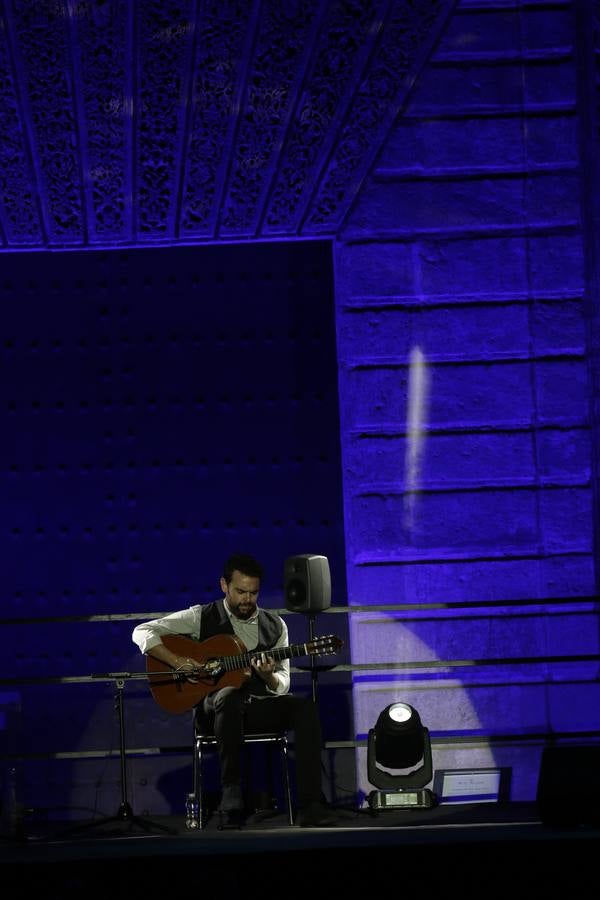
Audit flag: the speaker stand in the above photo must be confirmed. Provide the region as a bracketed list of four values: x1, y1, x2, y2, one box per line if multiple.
[308, 614, 319, 704]
[55, 675, 176, 839]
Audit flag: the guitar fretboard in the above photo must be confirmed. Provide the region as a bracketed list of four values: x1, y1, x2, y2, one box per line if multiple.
[220, 641, 313, 672]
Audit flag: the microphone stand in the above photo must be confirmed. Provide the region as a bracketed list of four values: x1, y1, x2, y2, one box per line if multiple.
[296, 613, 338, 704]
[308, 614, 319, 704]
[56, 673, 176, 838]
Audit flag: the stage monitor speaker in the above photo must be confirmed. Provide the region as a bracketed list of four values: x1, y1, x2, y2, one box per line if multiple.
[536, 745, 600, 826]
[284, 554, 331, 613]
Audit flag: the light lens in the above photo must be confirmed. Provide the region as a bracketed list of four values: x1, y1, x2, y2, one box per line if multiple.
[388, 702, 413, 724]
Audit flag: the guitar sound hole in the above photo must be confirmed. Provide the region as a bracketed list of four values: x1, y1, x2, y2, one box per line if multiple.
[204, 659, 223, 677]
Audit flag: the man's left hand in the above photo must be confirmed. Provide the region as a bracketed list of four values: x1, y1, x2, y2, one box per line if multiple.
[251, 653, 277, 687]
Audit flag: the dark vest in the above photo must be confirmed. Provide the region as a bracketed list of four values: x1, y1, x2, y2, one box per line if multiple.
[198, 599, 284, 697]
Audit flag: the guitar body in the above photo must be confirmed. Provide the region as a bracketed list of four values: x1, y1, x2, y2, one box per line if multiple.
[145, 630, 343, 715]
[147, 633, 251, 714]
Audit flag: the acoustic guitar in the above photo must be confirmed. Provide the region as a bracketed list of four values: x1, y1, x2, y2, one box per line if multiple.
[146, 632, 343, 713]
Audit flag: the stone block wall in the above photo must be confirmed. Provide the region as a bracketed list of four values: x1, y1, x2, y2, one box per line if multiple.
[335, 0, 599, 801]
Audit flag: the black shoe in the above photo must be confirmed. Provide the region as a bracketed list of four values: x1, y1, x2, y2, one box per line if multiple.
[297, 802, 337, 827]
[217, 784, 245, 829]
[218, 808, 245, 830]
[219, 784, 243, 810]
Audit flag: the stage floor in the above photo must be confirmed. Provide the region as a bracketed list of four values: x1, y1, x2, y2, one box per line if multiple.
[3, 800, 600, 897]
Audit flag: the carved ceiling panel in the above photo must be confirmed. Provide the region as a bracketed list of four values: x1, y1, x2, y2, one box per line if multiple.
[0, 0, 449, 250]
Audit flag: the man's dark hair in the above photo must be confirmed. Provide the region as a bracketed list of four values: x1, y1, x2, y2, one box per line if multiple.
[223, 553, 264, 584]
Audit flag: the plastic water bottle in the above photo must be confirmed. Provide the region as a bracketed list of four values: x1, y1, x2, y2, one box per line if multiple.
[185, 792, 199, 829]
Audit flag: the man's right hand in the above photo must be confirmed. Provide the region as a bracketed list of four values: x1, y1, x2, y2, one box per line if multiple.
[174, 656, 199, 682]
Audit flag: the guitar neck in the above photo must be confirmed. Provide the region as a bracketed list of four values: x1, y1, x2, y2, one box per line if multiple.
[224, 641, 312, 672]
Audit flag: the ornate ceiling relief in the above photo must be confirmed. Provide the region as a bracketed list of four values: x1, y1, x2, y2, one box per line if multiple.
[596, 1, 600, 143]
[218, 0, 318, 238]
[0, 8, 42, 245]
[307, 0, 446, 231]
[75, 0, 129, 240]
[0, 0, 452, 248]
[263, 0, 387, 236]
[10, 0, 84, 244]
[136, 0, 195, 238]
[180, 1, 253, 238]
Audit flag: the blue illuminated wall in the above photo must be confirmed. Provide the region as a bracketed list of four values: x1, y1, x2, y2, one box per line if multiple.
[1, 0, 600, 821]
[335, 0, 600, 801]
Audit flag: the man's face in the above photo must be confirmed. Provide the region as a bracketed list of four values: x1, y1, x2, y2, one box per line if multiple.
[221, 570, 260, 620]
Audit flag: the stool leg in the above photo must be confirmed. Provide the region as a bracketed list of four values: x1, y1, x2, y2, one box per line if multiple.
[186, 736, 201, 830]
[265, 742, 275, 811]
[197, 740, 206, 829]
[280, 738, 294, 825]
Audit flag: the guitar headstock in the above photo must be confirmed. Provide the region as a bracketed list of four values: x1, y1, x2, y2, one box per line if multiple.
[309, 635, 343, 656]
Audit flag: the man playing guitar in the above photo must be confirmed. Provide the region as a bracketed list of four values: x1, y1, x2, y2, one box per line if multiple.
[132, 552, 338, 828]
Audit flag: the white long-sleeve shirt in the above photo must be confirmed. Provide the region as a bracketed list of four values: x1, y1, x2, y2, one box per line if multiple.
[132, 599, 290, 696]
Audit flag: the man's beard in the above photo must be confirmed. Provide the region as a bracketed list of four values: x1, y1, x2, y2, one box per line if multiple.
[232, 604, 256, 620]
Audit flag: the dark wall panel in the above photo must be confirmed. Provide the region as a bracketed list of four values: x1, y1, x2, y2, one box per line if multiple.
[0, 239, 349, 818]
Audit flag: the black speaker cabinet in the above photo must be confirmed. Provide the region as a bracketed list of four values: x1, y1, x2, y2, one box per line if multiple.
[284, 554, 331, 612]
[536, 745, 600, 826]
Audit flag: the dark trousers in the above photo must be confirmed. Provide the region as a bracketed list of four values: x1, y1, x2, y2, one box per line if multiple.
[200, 688, 324, 808]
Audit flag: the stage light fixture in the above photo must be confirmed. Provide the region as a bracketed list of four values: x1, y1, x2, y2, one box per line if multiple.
[367, 702, 437, 811]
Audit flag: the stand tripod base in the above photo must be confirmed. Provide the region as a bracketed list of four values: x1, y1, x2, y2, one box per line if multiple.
[54, 674, 178, 839]
[54, 802, 177, 839]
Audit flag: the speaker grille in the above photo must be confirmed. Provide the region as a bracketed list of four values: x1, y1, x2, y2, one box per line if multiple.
[285, 577, 307, 611]
[284, 554, 331, 612]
